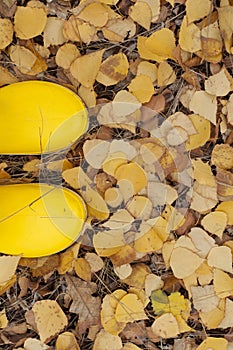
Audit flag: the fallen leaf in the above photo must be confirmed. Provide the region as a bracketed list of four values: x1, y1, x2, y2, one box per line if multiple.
[0, 255, 21, 286]
[93, 329, 122, 350]
[191, 285, 219, 312]
[93, 229, 125, 257]
[151, 313, 179, 338]
[170, 247, 204, 279]
[78, 85, 96, 107]
[207, 246, 232, 273]
[96, 53, 129, 86]
[23, 338, 49, 350]
[0, 18, 13, 49]
[55, 43, 80, 69]
[74, 258, 92, 281]
[216, 201, 233, 225]
[188, 227, 215, 258]
[145, 274, 164, 298]
[115, 293, 147, 323]
[129, 1, 152, 30]
[137, 61, 157, 82]
[186, 0, 212, 24]
[189, 91, 217, 124]
[145, 28, 176, 61]
[0, 66, 18, 86]
[32, 300, 68, 343]
[205, 68, 232, 96]
[218, 298, 233, 328]
[214, 268, 233, 298]
[85, 253, 104, 272]
[201, 211, 227, 238]
[179, 16, 201, 52]
[71, 50, 104, 88]
[14, 5, 47, 39]
[43, 17, 66, 47]
[9, 45, 37, 75]
[196, 337, 228, 350]
[78, 3, 108, 27]
[157, 61, 176, 87]
[0, 309, 8, 329]
[112, 90, 141, 117]
[218, 5, 233, 53]
[56, 332, 80, 350]
[121, 263, 150, 289]
[211, 144, 233, 170]
[185, 114, 210, 150]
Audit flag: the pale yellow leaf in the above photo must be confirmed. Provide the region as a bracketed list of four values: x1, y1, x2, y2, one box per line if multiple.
[137, 61, 157, 82]
[121, 263, 150, 289]
[24, 338, 49, 350]
[157, 61, 176, 87]
[216, 201, 233, 225]
[179, 16, 201, 52]
[205, 68, 232, 96]
[44, 17, 66, 47]
[114, 264, 132, 279]
[142, 0, 160, 22]
[191, 182, 218, 213]
[74, 258, 91, 281]
[14, 6, 47, 39]
[227, 93, 233, 126]
[218, 5, 233, 53]
[128, 75, 154, 103]
[201, 211, 227, 238]
[114, 162, 147, 193]
[188, 227, 215, 258]
[93, 329, 122, 350]
[123, 344, 141, 350]
[145, 28, 176, 61]
[0, 66, 18, 86]
[62, 166, 91, 190]
[191, 285, 219, 312]
[137, 36, 160, 61]
[93, 229, 125, 257]
[32, 300, 68, 342]
[0, 309, 8, 329]
[55, 43, 80, 69]
[81, 185, 110, 220]
[83, 139, 110, 169]
[78, 22, 97, 44]
[189, 91, 217, 124]
[126, 195, 152, 220]
[145, 274, 164, 298]
[170, 247, 204, 279]
[186, 0, 212, 24]
[129, 1, 152, 30]
[112, 90, 141, 117]
[208, 246, 232, 273]
[70, 50, 104, 88]
[23, 159, 41, 172]
[115, 293, 147, 323]
[211, 144, 233, 170]
[185, 114, 210, 151]
[151, 313, 179, 338]
[0, 255, 21, 286]
[218, 298, 233, 328]
[96, 53, 129, 86]
[78, 2, 108, 27]
[199, 299, 225, 329]
[214, 268, 233, 298]
[78, 85, 96, 107]
[56, 332, 80, 350]
[196, 337, 228, 350]
[85, 253, 104, 273]
[9, 45, 37, 75]
[0, 18, 13, 49]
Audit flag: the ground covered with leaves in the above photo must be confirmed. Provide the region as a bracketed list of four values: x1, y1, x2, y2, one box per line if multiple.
[0, 0, 233, 349]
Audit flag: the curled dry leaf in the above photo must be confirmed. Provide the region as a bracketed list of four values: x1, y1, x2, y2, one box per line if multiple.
[14, 5, 47, 39]
[96, 53, 129, 86]
[32, 300, 68, 343]
[0, 18, 13, 49]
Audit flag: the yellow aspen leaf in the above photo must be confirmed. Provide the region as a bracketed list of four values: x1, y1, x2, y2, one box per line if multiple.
[162, 241, 175, 269]
[151, 313, 179, 338]
[43, 17, 66, 47]
[201, 211, 227, 238]
[128, 75, 154, 103]
[101, 290, 127, 335]
[47, 159, 73, 172]
[145, 28, 176, 61]
[55, 43, 80, 69]
[199, 299, 225, 329]
[9, 45, 37, 75]
[129, 1, 152, 30]
[81, 185, 110, 220]
[218, 5, 233, 53]
[137, 36, 160, 61]
[96, 53, 129, 86]
[74, 258, 92, 281]
[78, 85, 96, 108]
[23, 159, 41, 173]
[0, 18, 13, 49]
[189, 91, 217, 124]
[115, 293, 147, 323]
[191, 285, 219, 313]
[207, 246, 233, 273]
[214, 268, 233, 298]
[157, 61, 176, 87]
[216, 201, 233, 225]
[93, 329, 122, 350]
[103, 18, 136, 43]
[112, 90, 141, 118]
[103, 209, 134, 231]
[179, 16, 201, 52]
[188, 227, 215, 258]
[114, 264, 132, 279]
[186, 0, 212, 24]
[62, 16, 81, 42]
[142, 0, 160, 22]
[0, 309, 8, 329]
[70, 50, 104, 88]
[137, 61, 157, 82]
[83, 139, 110, 169]
[93, 229, 125, 257]
[0, 255, 21, 286]
[114, 161, 147, 193]
[170, 247, 204, 279]
[126, 195, 153, 220]
[0, 66, 18, 86]
[211, 144, 233, 170]
[56, 332, 80, 350]
[123, 344, 141, 350]
[23, 338, 49, 350]
[14, 6, 47, 39]
[32, 300, 68, 343]
[85, 253, 104, 273]
[193, 157, 216, 185]
[196, 337, 228, 350]
[78, 3, 108, 27]
[205, 68, 232, 96]
[121, 263, 150, 289]
[78, 22, 97, 44]
[218, 298, 233, 328]
[145, 274, 164, 298]
[191, 182, 218, 213]
[186, 114, 210, 150]
[57, 250, 75, 275]
[195, 262, 213, 286]
[62, 167, 92, 190]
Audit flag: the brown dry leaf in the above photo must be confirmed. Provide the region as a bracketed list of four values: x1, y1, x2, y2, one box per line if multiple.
[185, 114, 210, 150]
[216, 201, 233, 225]
[170, 247, 204, 279]
[205, 68, 232, 96]
[110, 245, 136, 267]
[43, 17, 66, 47]
[157, 61, 176, 87]
[70, 49, 104, 88]
[218, 5, 233, 53]
[129, 1, 152, 30]
[96, 53, 129, 86]
[74, 258, 92, 281]
[186, 0, 212, 24]
[211, 144, 233, 170]
[191, 285, 219, 313]
[0, 255, 21, 286]
[137, 61, 157, 82]
[207, 246, 232, 273]
[55, 43, 80, 70]
[189, 91, 217, 124]
[93, 229, 125, 257]
[78, 2, 108, 27]
[0, 18, 13, 49]
[0, 66, 18, 86]
[56, 332, 80, 350]
[23, 159, 41, 173]
[78, 85, 96, 107]
[214, 268, 233, 298]
[9, 45, 37, 75]
[179, 16, 201, 52]
[66, 275, 101, 334]
[128, 75, 154, 103]
[151, 313, 179, 338]
[115, 293, 147, 323]
[145, 28, 176, 62]
[14, 5, 47, 39]
[32, 300, 68, 343]
[201, 211, 227, 238]
[93, 329, 122, 350]
[196, 337, 228, 350]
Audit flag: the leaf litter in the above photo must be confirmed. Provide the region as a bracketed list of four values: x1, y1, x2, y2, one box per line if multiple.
[0, 0, 233, 349]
